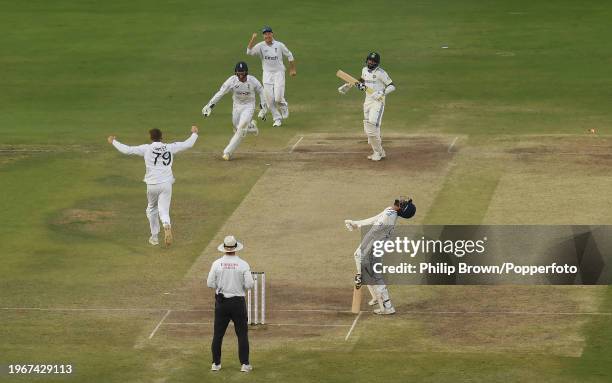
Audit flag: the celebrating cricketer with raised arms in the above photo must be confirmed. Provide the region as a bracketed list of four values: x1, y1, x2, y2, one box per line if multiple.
[202, 62, 267, 161]
[345, 197, 416, 314]
[247, 26, 296, 127]
[338, 52, 396, 161]
[107, 125, 199, 247]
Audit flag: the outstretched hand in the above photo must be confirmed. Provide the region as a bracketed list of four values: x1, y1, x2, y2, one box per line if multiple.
[107, 135, 116, 144]
[191, 125, 199, 134]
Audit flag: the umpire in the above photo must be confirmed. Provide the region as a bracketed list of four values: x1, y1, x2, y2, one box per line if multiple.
[206, 235, 254, 373]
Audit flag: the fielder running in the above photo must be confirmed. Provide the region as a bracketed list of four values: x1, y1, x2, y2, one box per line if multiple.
[344, 197, 416, 314]
[202, 62, 266, 161]
[246, 26, 296, 127]
[338, 52, 395, 161]
[107, 126, 199, 246]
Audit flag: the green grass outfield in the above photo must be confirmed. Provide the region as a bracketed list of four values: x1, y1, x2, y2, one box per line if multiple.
[1, 0, 612, 381]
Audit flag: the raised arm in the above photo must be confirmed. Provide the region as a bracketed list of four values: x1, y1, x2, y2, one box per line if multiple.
[107, 136, 147, 156]
[246, 32, 258, 54]
[168, 126, 199, 154]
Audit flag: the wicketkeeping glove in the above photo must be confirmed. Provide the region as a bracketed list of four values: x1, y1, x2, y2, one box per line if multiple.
[202, 104, 214, 117]
[257, 105, 267, 121]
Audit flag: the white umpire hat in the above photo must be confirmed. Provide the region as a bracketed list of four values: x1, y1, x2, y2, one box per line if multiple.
[217, 235, 244, 253]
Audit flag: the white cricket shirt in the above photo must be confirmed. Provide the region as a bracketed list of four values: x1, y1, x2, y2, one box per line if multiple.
[207, 255, 254, 297]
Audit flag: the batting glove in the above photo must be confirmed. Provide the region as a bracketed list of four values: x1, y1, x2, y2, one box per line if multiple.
[372, 91, 384, 101]
[338, 83, 351, 95]
[354, 273, 362, 289]
[345, 219, 355, 231]
[355, 82, 366, 91]
[202, 104, 214, 117]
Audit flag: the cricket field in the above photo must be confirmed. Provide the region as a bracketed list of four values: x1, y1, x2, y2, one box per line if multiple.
[1, 0, 612, 381]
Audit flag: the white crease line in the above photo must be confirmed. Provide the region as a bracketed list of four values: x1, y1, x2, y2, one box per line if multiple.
[3, 307, 611, 316]
[344, 311, 363, 341]
[164, 322, 350, 327]
[148, 310, 171, 340]
[289, 135, 304, 153]
[448, 136, 459, 153]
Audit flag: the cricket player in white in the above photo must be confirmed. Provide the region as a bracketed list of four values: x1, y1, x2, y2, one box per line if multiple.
[107, 126, 199, 246]
[339, 52, 395, 161]
[344, 197, 416, 314]
[246, 26, 296, 127]
[202, 62, 266, 161]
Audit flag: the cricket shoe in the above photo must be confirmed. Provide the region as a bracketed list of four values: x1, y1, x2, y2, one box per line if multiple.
[368, 298, 378, 306]
[374, 306, 396, 315]
[240, 364, 253, 373]
[222, 153, 231, 161]
[163, 224, 173, 247]
[368, 152, 383, 161]
[280, 104, 289, 119]
[247, 120, 259, 136]
[272, 119, 282, 127]
[148, 235, 159, 246]
[367, 151, 386, 160]
[211, 363, 221, 372]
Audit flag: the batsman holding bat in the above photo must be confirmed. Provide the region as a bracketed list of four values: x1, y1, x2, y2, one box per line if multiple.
[338, 52, 396, 161]
[344, 197, 416, 314]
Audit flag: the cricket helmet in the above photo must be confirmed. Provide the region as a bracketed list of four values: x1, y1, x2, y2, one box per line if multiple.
[235, 61, 248, 74]
[395, 197, 416, 219]
[366, 52, 381, 70]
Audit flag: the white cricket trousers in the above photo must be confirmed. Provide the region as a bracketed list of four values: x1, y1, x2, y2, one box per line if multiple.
[146, 181, 172, 236]
[224, 104, 255, 156]
[263, 71, 287, 122]
[353, 246, 393, 309]
[363, 99, 385, 155]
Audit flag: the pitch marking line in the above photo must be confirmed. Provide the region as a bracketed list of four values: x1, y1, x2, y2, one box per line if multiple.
[344, 311, 363, 341]
[3, 307, 612, 316]
[448, 136, 459, 153]
[148, 310, 171, 340]
[164, 322, 350, 328]
[289, 135, 304, 153]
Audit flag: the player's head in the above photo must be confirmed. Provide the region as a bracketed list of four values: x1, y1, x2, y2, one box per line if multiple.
[234, 61, 248, 82]
[366, 52, 381, 70]
[394, 196, 416, 219]
[262, 26, 274, 43]
[149, 128, 162, 142]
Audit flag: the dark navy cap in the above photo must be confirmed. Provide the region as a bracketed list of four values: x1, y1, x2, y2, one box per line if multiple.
[262, 26, 273, 34]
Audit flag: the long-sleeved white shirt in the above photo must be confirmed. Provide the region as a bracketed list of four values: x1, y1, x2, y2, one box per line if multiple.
[361, 66, 394, 103]
[112, 133, 198, 185]
[353, 207, 398, 228]
[207, 255, 254, 297]
[208, 75, 265, 107]
[246, 40, 294, 73]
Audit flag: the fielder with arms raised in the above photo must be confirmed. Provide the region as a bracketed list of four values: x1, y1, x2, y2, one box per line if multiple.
[345, 197, 416, 314]
[339, 52, 395, 161]
[202, 62, 266, 161]
[107, 126, 198, 246]
[246, 26, 296, 127]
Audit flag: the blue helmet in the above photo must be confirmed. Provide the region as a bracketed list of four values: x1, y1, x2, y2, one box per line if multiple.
[396, 198, 416, 219]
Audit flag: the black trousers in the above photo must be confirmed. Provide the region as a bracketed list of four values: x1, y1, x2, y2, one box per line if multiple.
[211, 295, 249, 365]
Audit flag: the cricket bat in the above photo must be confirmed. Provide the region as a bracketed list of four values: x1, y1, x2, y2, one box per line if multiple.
[351, 286, 362, 314]
[336, 69, 375, 95]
